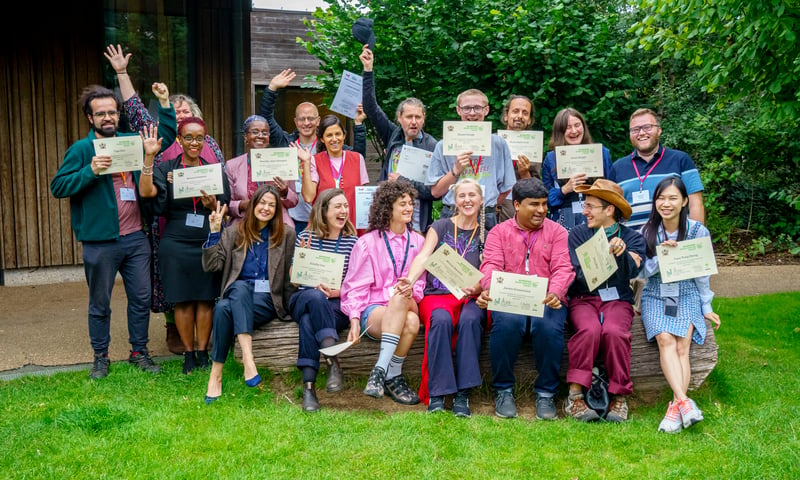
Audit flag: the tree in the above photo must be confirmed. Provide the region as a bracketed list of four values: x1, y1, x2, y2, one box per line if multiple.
[630, 0, 800, 121]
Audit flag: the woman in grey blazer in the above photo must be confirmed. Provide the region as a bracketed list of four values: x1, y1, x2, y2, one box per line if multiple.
[201, 184, 296, 403]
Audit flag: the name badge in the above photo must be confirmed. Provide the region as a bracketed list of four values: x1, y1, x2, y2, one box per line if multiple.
[660, 282, 679, 298]
[598, 286, 620, 301]
[571, 201, 585, 214]
[120, 188, 136, 202]
[185, 213, 205, 228]
[295, 180, 303, 194]
[254, 279, 270, 293]
[632, 189, 650, 204]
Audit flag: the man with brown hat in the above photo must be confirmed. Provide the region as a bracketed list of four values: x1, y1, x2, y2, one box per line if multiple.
[564, 178, 646, 422]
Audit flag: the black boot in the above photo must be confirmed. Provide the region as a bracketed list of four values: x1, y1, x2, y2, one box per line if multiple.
[182, 351, 196, 374]
[325, 356, 344, 393]
[302, 381, 320, 412]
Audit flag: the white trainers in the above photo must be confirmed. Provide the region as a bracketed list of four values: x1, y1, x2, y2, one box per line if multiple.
[678, 398, 704, 428]
[658, 401, 683, 433]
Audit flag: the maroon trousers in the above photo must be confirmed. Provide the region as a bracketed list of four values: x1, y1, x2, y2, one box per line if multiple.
[567, 296, 634, 395]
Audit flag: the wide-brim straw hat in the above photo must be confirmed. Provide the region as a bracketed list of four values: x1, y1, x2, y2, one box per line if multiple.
[575, 178, 632, 220]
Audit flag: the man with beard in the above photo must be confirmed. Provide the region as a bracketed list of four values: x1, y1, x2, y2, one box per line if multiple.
[50, 85, 174, 379]
[497, 95, 538, 222]
[609, 108, 705, 229]
[475, 178, 575, 420]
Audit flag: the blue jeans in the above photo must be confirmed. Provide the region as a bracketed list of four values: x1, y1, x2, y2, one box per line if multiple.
[82, 230, 151, 354]
[427, 300, 485, 396]
[211, 280, 277, 363]
[289, 288, 349, 370]
[489, 306, 567, 395]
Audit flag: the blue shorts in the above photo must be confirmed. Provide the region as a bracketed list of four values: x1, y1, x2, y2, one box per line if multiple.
[360, 304, 383, 341]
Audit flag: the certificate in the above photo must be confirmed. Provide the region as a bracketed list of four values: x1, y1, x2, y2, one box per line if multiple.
[250, 147, 298, 181]
[488, 271, 548, 317]
[422, 244, 484, 299]
[555, 143, 604, 179]
[92, 136, 143, 175]
[329, 70, 363, 119]
[290, 247, 347, 289]
[354, 186, 377, 229]
[442, 121, 492, 156]
[497, 129, 544, 165]
[173, 163, 225, 199]
[395, 145, 432, 183]
[575, 228, 619, 291]
[657, 236, 719, 283]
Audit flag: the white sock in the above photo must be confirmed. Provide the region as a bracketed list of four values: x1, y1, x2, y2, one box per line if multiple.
[375, 333, 400, 372]
[385, 355, 405, 380]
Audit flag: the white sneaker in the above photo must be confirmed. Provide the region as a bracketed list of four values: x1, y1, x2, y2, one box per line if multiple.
[678, 398, 704, 428]
[658, 401, 683, 433]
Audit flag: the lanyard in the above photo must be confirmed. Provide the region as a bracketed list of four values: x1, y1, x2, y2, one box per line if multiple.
[518, 229, 541, 275]
[119, 172, 128, 187]
[453, 219, 478, 258]
[631, 147, 665, 192]
[383, 230, 411, 280]
[469, 156, 482, 177]
[318, 232, 343, 253]
[181, 156, 203, 214]
[250, 230, 269, 280]
[330, 152, 345, 188]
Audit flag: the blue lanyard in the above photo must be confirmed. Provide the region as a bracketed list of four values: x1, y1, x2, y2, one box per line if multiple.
[383, 230, 411, 280]
[318, 232, 343, 253]
[250, 229, 270, 279]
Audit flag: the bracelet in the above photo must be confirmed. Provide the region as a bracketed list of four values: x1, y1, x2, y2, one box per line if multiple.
[116, 71, 128, 75]
[140, 171, 153, 176]
[450, 169, 459, 178]
[141, 165, 154, 172]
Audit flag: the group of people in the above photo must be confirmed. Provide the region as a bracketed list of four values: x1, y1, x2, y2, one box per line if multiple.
[50, 43, 721, 432]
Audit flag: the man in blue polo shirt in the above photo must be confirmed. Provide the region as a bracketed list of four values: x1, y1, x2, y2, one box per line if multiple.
[609, 108, 705, 229]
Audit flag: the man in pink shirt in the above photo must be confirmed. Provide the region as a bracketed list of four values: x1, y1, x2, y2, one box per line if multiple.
[476, 177, 575, 419]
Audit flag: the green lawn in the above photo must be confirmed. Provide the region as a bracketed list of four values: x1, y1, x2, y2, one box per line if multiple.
[1, 293, 798, 479]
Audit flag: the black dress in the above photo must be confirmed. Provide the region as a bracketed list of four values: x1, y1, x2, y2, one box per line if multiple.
[151, 155, 230, 303]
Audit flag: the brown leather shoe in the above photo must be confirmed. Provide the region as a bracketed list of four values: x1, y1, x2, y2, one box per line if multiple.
[302, 382, 320, 412]
[325, 356, 344, 393]
[165, 322, 185, 355]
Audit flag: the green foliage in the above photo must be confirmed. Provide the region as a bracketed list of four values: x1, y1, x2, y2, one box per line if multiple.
[298, 0, 647, 157]
[630, 0, 800, 122]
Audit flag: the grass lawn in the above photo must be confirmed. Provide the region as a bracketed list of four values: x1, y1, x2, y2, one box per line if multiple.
[1, 293, 798, 479]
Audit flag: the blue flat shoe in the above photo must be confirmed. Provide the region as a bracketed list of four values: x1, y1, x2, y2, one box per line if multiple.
[204, 395, 219, 405]
[245, 374, 261, 388]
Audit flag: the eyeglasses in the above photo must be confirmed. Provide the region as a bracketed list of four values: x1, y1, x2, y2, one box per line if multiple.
[629, 124, 659, 135]
[458, 105, 487, 113]
[582, 203, 606, 212]
[247, 130, 270, 137]
[296, 116, 319, 123]
[181, 135, 205, 144]
[92, 110, 119, 118]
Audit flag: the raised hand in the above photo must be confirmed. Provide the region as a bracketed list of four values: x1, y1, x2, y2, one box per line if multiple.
[269, 69, 296, 91]
[151, 82, 170, 106]
[359, 45, 374, 71]
[104, 44, 130, 74]
[140, 124, 162, 157]
[208, 201, 228, 233]
[355, 104, 367, 125]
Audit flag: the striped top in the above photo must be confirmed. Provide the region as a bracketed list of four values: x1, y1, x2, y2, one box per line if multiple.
[294, 230, 358, 289]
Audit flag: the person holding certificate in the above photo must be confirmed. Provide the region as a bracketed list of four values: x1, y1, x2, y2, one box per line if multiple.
[341, 181, 426, 405]
[475, 178, 575, 419]
[541, 108, 613, 231]
[288, 188, 359, 412]
[225, 115, 297, 228]
[297, 115, 370, 227]
[426, 89, 516, 232]
[359, 45, 439, 232]
[201, 184, 296, 403]
[564, 179, 645, 423]
[640, 177, 721, 433]
[50, 86, 166, 379]
[138, 117, 231, 375]
[399, 178, 487, 417]
[496, 94, 538, 223]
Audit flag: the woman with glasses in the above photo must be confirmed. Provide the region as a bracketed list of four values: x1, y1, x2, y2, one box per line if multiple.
[201, 184, 296, 403]
[139, 117, 231, 374]
[226, 115, 298, 228]
[541, 108, 613, 231]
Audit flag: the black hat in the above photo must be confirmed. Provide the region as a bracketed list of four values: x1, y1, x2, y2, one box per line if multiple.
[352, 17, 375, 50]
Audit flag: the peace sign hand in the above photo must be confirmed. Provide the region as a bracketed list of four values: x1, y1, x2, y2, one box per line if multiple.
[209, 201, 228, 233]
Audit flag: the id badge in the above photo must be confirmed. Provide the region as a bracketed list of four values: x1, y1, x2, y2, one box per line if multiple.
[295, 180, 303, 195]
[664, 296, 678, 317]
[660, 282, 679, 298]
[185, 213, 205, 228]
[120, 188, 136, 202]
[632, 189, 650, 204]
[254, 279, 270, 293]
[571, 201, 584, 214]
[598, 286, 620, 301]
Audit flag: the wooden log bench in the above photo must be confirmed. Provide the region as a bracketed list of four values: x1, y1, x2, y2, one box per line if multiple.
[237, 316, 718, 394]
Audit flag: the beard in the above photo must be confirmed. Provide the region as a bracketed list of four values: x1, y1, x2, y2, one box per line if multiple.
[92, 122, 117, 138]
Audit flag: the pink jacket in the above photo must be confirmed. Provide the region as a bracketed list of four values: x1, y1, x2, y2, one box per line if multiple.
[479, 217, 575, 303]
[225, 153, 298, 227]
[341, 228, 426, 320]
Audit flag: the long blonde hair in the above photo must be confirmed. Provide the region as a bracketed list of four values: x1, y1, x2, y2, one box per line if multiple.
[449, 178, 485, 252]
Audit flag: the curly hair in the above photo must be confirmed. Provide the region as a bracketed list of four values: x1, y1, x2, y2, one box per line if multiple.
[367, 180, 418, 233]
[79, 85, 120, 117]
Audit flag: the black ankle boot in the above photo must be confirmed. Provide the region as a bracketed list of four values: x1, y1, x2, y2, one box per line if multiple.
[325, 356, 344, 393]
[182, 351, 196, 374]
[302, 381, 320, 412]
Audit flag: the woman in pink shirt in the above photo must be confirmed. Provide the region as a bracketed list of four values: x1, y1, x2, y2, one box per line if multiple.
[340, 180, 426, 405]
